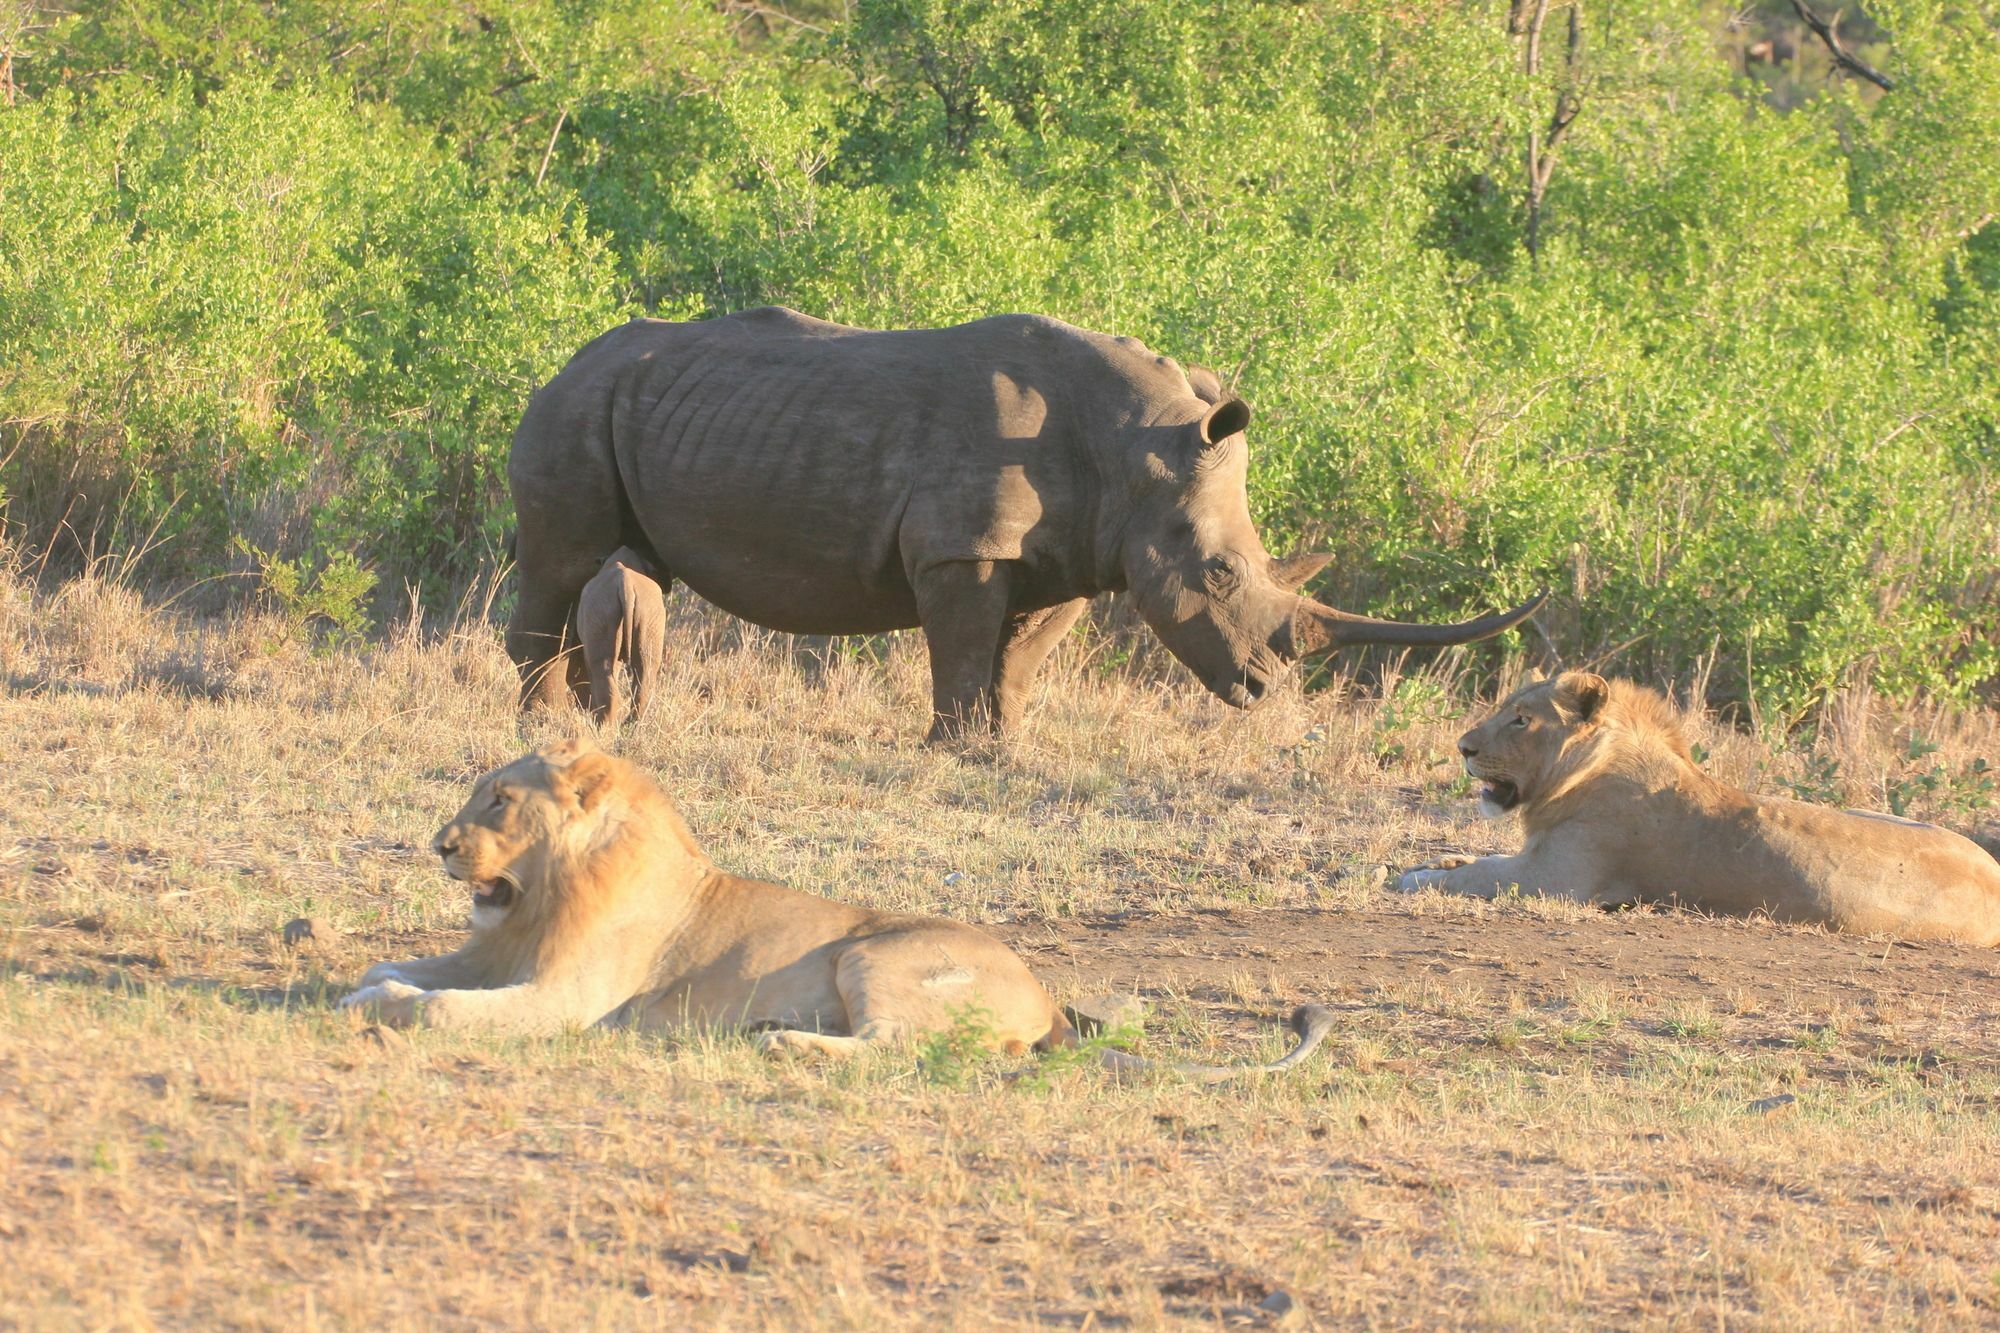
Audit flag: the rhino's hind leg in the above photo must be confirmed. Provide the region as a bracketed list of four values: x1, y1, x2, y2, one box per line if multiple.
[582, 608, 624, 728]
[511, 618, 585, 713]
[992, 597, 1088, 734]
[629, 580, 669, 724]
[510, 558, 596, 712]
[914, 560, 1013, 744]
[565, 612, 594, 712]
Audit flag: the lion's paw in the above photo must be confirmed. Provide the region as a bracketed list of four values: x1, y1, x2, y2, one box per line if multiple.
[753, 1029, 809, 1058]
[340, 978, 429, 1027]
[357, 962, 411, 988]
[1393, 867, 1449, 894]
[753, 1029, 856, 1061]
[1393, 854, 1481, 893]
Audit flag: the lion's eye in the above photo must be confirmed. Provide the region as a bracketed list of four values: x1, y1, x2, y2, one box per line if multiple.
[1509, 715, 1529, 729]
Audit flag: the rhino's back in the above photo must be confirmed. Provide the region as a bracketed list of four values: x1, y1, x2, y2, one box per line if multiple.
[564, 310, 1105, 633]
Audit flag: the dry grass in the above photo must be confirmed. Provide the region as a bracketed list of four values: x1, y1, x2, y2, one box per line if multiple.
[4, 566, 2000, 1328]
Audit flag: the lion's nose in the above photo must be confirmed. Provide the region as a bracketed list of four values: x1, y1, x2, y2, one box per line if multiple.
[1458, 738, 1479, 759]
[433, 829, 459, 859]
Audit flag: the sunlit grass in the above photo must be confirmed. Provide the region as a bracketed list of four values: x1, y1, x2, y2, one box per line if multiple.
[4, 567, 2000, 1326]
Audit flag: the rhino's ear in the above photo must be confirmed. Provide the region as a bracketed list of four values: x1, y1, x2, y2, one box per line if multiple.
[1184, 365, 1226, 405]
[1271, 552, 1333, 592]
[1199, 398, 1250, 447]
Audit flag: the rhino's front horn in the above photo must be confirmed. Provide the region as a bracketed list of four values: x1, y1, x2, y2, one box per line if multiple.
[1286, 589, 1548, 657]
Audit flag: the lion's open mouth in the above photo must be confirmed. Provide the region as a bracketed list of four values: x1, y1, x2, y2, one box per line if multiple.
[1479, 778, 1521, 811]
[471, 876, 518, 909]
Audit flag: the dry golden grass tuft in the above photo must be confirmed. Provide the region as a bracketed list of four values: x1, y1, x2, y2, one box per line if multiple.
[4, 564, 2000, 1327]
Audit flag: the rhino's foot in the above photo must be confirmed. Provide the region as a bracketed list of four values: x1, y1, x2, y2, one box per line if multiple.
[925, 711, 1000, 747]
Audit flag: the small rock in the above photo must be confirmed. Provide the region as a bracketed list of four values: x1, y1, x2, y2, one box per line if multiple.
[1257, 1290, 1300, 1324]
[1745, 1093, 1797, 1115]
[1063, 992, 1149, 1037]
[282, 917, 338, 952]
[943, 871, 968, 886]
[751, 1223, 827, 1267]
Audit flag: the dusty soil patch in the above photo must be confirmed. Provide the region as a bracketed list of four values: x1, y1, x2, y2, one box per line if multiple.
[1009, 903, 2000, 1045]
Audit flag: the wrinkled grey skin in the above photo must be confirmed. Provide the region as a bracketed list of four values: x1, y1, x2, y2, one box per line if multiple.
[508, 308, 1543, 740]
[577, 547, 666, 728]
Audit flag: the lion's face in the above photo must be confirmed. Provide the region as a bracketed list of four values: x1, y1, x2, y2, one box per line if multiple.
[1456, 672, 1608, 817]
[431, 741, 614, 929]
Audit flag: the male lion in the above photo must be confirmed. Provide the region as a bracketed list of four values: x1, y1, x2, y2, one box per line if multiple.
[577, 546, 666, 727]
[1395, 672, 2000, 945]
[343, 741, 1332, 1079]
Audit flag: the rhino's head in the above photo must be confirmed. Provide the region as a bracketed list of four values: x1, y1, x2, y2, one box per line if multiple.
[1119, 394, 1545, 709]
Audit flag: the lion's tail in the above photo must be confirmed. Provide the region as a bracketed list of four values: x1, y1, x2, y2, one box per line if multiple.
[1032, 1008, 1079, 1054]
[1093, 1004, 1334, 1084]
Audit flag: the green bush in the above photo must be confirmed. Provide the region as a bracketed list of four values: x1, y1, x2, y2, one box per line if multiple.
[4, 0, 1997, 718]
[0, 76, 625, 581]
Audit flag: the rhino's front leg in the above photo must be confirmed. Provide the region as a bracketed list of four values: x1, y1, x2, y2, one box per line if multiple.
[992, 597, 1088, 734]
[913, 560, 1013, 744]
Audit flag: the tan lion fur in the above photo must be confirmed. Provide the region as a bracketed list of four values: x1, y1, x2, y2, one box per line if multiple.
[343, 741, 1333, 1075]
[1396, 672, 2000, 946]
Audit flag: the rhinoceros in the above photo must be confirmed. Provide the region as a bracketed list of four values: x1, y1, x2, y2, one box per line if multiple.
[577, 546, 667, 729]
[507, 307, 1543, 740]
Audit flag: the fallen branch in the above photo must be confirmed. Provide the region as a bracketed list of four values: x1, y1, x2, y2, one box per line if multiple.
[1788, 0, 1894, 92]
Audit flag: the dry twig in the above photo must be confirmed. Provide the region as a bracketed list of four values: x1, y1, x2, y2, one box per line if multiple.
[1788, 0, 1894, 92]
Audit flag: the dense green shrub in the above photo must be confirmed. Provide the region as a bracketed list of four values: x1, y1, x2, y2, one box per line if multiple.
[3, 0, 1996, 718]
[0, 76, 625, 575]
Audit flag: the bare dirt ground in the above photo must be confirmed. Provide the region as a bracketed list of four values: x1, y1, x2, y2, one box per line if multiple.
[4, 572, 2000, 1328]
[1012, 903, 2000, 1038]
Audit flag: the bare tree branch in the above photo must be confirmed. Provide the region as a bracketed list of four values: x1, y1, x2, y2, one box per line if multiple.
[719, 2, 831, 38]
[1524, 0, 1551, 75]
[534, 107, 567, 191]
[1545, 6, 1583, 153]
[1524, 3, 1584, 263]
[1788, 0, 1894, 92]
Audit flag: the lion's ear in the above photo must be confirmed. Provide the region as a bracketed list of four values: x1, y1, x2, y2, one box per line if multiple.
[1554, 671, 1609, 722]
[559, 751, 618, 812]
[539, 736, 603, 765]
